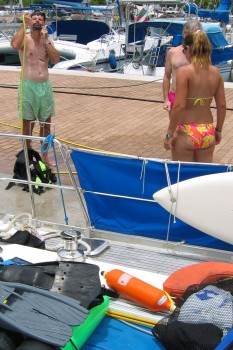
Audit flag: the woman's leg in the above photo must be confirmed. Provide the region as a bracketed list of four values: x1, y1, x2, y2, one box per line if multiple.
[171, 133, 195, 162]
[194, 143, 215, 163]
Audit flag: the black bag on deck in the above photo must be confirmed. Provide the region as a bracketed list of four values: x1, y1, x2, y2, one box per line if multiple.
[5, 149, 57, 195]
[0, 230, 45, 249]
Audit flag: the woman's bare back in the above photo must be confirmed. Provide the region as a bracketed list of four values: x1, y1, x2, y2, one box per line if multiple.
[177, 64, 222, 124]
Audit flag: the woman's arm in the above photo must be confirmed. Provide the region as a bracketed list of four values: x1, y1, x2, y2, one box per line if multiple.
[163, 49, 173, 111]
[164, 67, 189, 149]
[214, 75, 226, 145]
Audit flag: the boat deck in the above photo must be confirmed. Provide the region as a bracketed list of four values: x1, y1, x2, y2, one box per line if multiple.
[1, 68, 233, 346]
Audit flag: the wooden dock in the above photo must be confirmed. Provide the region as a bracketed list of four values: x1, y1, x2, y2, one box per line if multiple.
[0, 67, 233, 179]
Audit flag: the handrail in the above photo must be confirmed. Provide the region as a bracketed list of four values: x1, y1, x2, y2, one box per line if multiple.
[0, 133, 90, 227]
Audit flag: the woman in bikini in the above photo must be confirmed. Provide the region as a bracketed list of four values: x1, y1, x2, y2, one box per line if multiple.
[164, 30, 226, 163]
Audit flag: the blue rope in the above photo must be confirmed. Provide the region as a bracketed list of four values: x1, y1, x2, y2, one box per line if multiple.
[40, 134, 69, 225]
[40, 134, 55, 154]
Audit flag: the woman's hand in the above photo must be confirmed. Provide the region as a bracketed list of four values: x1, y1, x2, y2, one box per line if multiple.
[164, 136, 175, 150]
[215, 129, 222, 145]
[163, 100, 171, 112]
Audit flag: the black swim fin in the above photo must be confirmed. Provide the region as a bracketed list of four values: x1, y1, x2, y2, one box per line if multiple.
[0, 261, 104, 309]
[0, 281, 89, 347]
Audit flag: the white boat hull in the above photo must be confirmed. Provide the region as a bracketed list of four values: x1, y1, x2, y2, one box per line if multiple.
[124, 61, 233, 82]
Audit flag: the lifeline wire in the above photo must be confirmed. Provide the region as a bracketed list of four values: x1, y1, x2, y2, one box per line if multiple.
[19, 13, 27, 134]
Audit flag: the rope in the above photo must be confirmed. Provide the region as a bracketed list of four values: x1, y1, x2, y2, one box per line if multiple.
[140, 159, 147, 195]
[164, 161, 176, 242]
[173, 162, 181, 223]
[40, 133, 55, 154]
[0, 213, 40, 240]
[1, 121, 136, 156]
[163, 161, 184, 248]
[164, 161, 176, 204]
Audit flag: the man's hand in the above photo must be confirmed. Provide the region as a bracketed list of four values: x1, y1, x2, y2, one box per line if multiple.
[41, 26, 49, 41]
[22, 13, 31, 27]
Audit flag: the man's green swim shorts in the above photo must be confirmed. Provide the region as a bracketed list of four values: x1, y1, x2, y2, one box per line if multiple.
[18, 80, 55, 122]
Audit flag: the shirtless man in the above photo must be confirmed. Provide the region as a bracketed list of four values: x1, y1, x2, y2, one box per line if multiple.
[11, 10, 60, 167]
[163, 20, 203, 113]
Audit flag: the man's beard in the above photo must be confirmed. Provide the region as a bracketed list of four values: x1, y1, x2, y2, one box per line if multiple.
[33, 24, 42, 31]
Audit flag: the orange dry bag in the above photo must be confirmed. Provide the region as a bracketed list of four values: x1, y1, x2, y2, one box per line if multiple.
[102, 269, 175, 312]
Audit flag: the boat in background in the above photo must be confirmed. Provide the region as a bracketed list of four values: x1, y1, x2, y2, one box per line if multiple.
[123, 19, 233, 82]
[0, 18, 125, 70]
[186, 0, 231, 25]
[120, 0, 233, 80]
[51, 21, 126, 71]
[0, 1, 232, 81]
[52, 1, 233, 81]
[0, 4, 123, 69]
[0, 20, 22, 66]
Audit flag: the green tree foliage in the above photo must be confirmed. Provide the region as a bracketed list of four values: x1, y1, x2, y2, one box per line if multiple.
[0, 0, 10, 5]
[90, 0, 107, 4]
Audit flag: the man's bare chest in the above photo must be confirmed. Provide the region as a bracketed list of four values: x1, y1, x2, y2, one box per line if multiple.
[171, 54, 189, 70]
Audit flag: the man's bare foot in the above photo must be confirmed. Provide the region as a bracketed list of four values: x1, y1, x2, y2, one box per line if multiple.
[41, 154, 56, 168]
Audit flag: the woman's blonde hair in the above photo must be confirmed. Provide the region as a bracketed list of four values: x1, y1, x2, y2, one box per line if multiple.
[183, 31, 212, 67]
